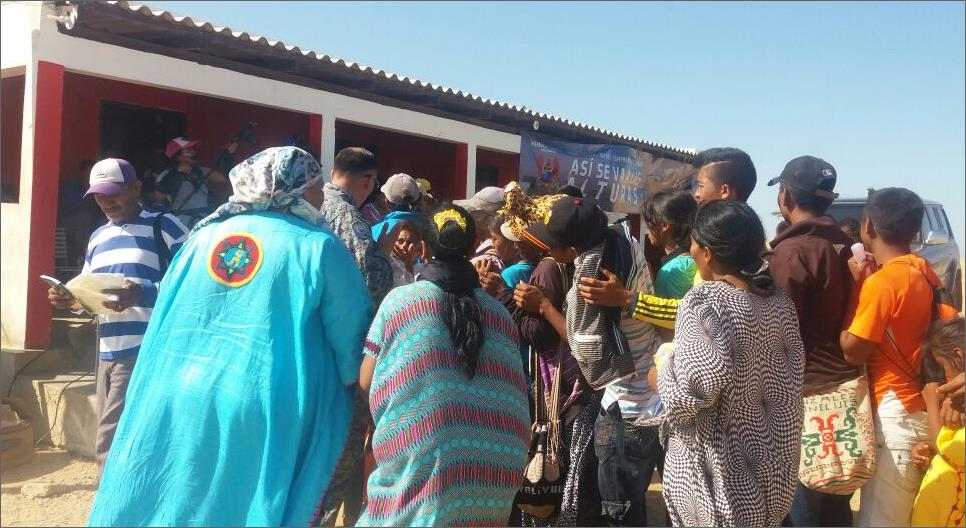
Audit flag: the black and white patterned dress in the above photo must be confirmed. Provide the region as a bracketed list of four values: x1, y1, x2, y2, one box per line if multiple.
[657, 281, 805, 526]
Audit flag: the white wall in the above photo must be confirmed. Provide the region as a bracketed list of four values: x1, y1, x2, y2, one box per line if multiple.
[0, 2, 43, 349]
[0, 2, 31, 71]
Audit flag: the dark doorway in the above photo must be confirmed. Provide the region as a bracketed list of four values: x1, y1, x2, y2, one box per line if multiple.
[99, 100, 186, 182]
[1, 75, 25, 203]
[476, 164, 499, 192]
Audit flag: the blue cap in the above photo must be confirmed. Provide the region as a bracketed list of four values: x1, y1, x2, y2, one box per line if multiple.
[371, 211, 423, 243]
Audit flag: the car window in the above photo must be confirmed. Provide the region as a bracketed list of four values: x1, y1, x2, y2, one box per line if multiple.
[924, 207, 937, 232]
[825, 204, 865, 226]
[913, 215, 925, 245]
[940, 208, 955, 239]
[928, 207, 947, 234]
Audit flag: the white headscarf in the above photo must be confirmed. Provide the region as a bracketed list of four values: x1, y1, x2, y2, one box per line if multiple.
[192, 147, 324, 233]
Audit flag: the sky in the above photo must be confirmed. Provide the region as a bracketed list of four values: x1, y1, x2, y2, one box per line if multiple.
[150, 1, 966, 240]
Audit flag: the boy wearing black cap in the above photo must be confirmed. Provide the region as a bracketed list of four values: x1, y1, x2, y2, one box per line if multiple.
[768, 156, 860, 527]
[519, 197, 664, 527]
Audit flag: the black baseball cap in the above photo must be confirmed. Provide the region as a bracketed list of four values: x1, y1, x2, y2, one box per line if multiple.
[523, 197, 607, 252]
[767, 156, 839, 200]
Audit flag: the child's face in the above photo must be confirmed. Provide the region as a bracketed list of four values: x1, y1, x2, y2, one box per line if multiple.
[693, 167, 725, 206]
[489, 229, 517, 263]
[394, 228, 420, 262]
[934, 347, 964, 381]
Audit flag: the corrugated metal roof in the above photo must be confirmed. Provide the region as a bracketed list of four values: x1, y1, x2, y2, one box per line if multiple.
[80, 1, 697, 157]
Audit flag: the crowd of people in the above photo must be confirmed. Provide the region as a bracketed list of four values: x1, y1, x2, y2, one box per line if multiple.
[46, 141, 964, 527]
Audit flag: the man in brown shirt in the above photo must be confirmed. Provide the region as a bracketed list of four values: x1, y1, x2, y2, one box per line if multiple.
[767, 155, 859, 527]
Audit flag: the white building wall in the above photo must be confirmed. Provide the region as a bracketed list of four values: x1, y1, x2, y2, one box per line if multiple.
[1, 2, 43, 349]
[0, 1, 32, 71]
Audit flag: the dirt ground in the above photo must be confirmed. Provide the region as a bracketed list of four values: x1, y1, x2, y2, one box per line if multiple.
[0, 448, 664, 527]
[0, 449, 96, 527]
[0, 448, 851, 527]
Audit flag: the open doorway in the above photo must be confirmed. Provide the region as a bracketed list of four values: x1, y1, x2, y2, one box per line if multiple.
[99, 100, 186, 183]
[1, 75, 25, 203]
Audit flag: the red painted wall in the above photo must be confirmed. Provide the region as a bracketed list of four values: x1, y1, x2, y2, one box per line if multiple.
[335, 121, 461, 201]
[307, 114, 323, 160]
[58, 72, 311, 185]
[1, 75, 25, 200]
[25, 62, 65, 348]
[477, 148, 520, 189]
[183, 94, 310, 168]
[453, 143, 468, 200]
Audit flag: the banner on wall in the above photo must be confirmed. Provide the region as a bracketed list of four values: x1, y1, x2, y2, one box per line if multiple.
[518, 131, 696, 214]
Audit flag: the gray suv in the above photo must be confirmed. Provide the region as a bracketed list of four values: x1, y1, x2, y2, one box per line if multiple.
[826, 197, 962, 310]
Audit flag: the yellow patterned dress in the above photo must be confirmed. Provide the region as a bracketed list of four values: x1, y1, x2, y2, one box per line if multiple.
[913, 426, 965, 527]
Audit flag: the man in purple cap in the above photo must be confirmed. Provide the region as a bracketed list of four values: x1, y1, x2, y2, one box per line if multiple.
[47, 158, 189, 479]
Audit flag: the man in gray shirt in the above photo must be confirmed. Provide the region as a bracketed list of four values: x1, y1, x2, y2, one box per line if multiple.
[321, 147, 393, 307]
[318, 146, 392, 527]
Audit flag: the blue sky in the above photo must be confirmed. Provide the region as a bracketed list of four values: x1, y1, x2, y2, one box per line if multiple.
[151, 1, 965, 240]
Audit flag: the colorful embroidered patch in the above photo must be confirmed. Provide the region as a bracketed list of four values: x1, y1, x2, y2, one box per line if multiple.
[208, 233, 263, 287]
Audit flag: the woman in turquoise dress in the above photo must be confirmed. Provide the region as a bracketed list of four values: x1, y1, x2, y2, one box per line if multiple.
[356, 204, 530, 527]
[88, 147, 373, 526]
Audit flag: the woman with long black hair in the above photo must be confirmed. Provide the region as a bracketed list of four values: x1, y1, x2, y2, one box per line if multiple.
[653, 200, 805, 526]
[643, 190, 698, 342]
[356, 203, 530, 527]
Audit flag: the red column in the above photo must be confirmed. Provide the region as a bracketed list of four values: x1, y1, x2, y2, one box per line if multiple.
[453, 143, 468, 200]
[24, 61, 65, 349]
[308, 114, 323, 161]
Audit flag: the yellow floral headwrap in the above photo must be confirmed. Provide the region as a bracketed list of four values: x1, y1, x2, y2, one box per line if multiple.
[433, 208, 467, 233]
[498, 182, 567, 240]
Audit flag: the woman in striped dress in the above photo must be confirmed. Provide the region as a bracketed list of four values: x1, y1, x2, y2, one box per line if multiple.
[357, 203, 530, 527]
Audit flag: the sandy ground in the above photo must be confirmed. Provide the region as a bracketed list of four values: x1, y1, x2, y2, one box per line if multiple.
[1, 448, 856, 527]
[0, 448, 665, 527]
[0, 450, 665, 528]
[0, 449, 96, 527]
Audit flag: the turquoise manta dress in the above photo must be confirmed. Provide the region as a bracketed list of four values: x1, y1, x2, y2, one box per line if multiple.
[88, 211, 372, 526]
[357, 281, 530, 527]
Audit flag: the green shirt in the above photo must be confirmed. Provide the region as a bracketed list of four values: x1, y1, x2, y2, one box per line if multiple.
[655, 255, 697, 299]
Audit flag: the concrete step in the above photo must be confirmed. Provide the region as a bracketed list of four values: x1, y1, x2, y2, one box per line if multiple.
[6, 372, 96, 458]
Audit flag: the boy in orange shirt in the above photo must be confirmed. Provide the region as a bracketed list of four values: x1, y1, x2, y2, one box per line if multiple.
[840, 187, 948, 527]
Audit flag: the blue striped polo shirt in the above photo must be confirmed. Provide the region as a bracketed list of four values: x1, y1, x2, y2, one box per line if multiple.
[83, 208, 188, 360]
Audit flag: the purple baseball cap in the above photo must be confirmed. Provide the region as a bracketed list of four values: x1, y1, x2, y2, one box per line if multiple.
[85, 158, 137, 196]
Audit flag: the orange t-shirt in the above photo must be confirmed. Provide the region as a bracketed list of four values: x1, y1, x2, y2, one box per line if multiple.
[847, 254, 943, 415]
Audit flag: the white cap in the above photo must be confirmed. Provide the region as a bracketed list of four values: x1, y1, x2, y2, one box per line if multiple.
[381, 173, 421, 206]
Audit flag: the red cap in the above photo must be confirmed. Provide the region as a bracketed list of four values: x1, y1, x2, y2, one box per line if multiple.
[165, 137, 201, 158]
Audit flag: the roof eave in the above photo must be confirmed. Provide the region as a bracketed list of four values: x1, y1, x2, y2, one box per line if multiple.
[58, 0, 696, 161]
